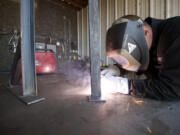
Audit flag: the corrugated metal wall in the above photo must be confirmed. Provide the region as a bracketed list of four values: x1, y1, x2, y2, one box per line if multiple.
[77, 0, 180, 65]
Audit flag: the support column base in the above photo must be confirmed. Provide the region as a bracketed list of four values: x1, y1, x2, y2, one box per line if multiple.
[19, 96, 45, 105]
[88, 96, 106, 103]
[6, 85, 45, 105]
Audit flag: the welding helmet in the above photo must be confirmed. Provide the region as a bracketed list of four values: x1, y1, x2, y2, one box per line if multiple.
[106, 15, 149, 72]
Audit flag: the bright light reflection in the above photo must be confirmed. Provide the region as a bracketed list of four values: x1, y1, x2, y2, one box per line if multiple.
[132, 99, 145, 105]
[79, 76, 117, 99]
[81, 87, 91, 95]
[45, 66, 50, 72]
[101, 76, 117, 98]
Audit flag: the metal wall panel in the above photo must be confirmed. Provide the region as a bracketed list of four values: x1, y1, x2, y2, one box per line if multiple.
[126, 0, 137, 15]
[87, 6, 89, 57]
[170, 0, 180, 17]
[115, 0, 125, 19]
[107, 0, 115, 27]
[150, 0, 165, 18]
[77, 11, 82, 57]
[100, 0, 107, 64]
[107, 0, 115, 64]
[82, 7, 88, 57]
[77, 0, 180, 65]
[77, 7, 89, 59]
[137, 0, 150, 19]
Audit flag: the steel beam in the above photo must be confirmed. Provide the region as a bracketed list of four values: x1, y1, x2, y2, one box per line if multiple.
[88, 0, 105, 102]
[19, 0, 44, 105]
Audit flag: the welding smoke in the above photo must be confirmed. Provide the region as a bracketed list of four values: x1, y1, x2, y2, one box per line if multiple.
[55, 58, 90, 87]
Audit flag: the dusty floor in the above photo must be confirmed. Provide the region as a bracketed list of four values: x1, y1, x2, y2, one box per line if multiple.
[0, 61, 180, 135]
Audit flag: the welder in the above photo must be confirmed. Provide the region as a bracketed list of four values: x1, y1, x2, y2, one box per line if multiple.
[101, 15, 180, 100]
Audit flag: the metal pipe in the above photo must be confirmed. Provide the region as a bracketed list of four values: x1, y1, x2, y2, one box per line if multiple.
[21, 0, 37, 96]
[68, 19, 71, 59]
[88, 0, 105, 102]
[63, 16, 67, 59]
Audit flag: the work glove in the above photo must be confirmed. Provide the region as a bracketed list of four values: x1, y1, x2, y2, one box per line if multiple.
[101, 74, 129, 95]
[101, 64, 120, 76]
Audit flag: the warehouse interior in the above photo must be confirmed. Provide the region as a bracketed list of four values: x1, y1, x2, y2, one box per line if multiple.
[1, 0, 180, 135]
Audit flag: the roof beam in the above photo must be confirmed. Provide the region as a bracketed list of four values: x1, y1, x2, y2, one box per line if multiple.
[64, 0, 85, 9]
[79, 0, 88, 7]
[55, 0, 81, 10]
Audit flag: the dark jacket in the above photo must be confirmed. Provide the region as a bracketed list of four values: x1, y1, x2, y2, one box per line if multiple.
[129, 16, 180, 100]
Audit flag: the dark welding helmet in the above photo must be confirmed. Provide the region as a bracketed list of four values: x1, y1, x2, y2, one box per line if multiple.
[106, 16, 149, 72]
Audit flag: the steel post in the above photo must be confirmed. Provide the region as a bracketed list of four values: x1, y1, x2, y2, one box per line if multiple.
[88, 0, 105, 102]
[19, 0, 44, 105]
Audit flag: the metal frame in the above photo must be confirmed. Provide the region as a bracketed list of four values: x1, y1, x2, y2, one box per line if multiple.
[14, 0, 45, 105]
[9, 0, 103, 104]
[88, 0, 105, 102]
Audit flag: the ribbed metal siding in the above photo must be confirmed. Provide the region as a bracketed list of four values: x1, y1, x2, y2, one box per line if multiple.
[168, 0, 180, 17]
[77, 0, 180, 64]
[77, 11, 82, 56]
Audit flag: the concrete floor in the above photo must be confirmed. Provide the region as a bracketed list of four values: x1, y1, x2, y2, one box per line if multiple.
[1, 62, 180, 135]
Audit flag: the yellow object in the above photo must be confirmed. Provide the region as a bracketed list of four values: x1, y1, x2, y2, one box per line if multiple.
[62, 46, 65, 53]
[132, 99, 144, 105]
[73, 55, 76, 60]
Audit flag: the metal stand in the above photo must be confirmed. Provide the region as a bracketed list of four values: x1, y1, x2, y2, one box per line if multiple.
[88, 0, 105, 102]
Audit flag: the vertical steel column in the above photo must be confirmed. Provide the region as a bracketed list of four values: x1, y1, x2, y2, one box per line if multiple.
[21, 0, 36, 96]
[20, 0, 44, 105]
[88, 0, 105, 102]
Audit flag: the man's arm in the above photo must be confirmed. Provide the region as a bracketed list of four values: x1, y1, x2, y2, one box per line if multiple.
[129, 76, 178, 100]
[129, 37, 180, 100]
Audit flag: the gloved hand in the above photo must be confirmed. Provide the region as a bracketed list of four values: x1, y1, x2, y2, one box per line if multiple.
[101, 64, 120, 76]
[101, 73, 129, 95]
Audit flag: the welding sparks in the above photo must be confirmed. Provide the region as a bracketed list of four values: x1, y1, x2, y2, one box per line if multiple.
[147, 127, 152, 134]
[132, 99, 145, 105]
